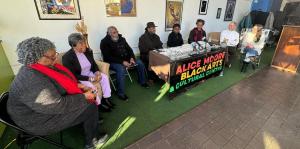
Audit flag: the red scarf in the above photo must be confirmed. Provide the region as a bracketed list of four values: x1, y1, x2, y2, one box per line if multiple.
[30, 63, 82, 95]
[193, 28, 203, 42]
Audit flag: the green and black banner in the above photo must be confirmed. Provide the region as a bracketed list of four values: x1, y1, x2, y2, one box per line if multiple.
[169, 49, 226, 97]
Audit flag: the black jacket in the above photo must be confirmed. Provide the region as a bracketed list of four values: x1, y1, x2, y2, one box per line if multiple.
[62, 48, 99, 81]
[188, 28, 207, 44]
[138, 31, 163, 61]
[100, 34, 135, 64]
[167, 32, 184, 47]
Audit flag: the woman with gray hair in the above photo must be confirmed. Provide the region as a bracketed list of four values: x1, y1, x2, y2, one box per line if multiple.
[7, 37, 108, 149]
[62, 33, 114, 112]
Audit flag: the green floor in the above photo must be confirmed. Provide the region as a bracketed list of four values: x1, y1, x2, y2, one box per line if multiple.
[0, 47, 275, 149]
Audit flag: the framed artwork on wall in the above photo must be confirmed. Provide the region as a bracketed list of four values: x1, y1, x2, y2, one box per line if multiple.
[34, 0, 81, 20]
[165, 0, 184, 31]
[105, 0, 137, 17]
[224, 0, 236, 21]
[216, 8, 222, 19]
[199, 0, 209, 15]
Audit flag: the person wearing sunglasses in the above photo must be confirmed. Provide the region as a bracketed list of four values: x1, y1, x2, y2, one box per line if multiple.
[7, 37, 108, 149]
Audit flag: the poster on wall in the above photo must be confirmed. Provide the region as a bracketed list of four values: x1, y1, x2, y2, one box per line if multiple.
[224, 0, 236, 21]
[34, 0, 81, 20]
[105, 0, 137, 17]
[216, 8, 222, 19]
[199, 0, 209, 15]
[165, 0, 184, 31]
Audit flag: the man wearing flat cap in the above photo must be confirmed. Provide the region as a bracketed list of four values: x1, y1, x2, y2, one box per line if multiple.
[138, 22, 163, 83]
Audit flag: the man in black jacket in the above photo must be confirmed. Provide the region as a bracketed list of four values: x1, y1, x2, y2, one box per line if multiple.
[100, 26, 148, 101]
[138, 22, 163, 82]
[167, 24, 184, 47]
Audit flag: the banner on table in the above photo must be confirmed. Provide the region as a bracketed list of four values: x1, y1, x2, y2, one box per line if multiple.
[169, 50, 226, 96]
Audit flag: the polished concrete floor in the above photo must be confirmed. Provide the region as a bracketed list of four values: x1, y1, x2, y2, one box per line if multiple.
[126, 68, 300, 149]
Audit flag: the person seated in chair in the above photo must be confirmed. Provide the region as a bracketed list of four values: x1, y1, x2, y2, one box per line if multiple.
[167, 24, 184, 47]
[100, 26, 149, 101]
[240, 24, 266, 72]
[220, 21, 239, 68]
[63, 33, 114, 112]
[7, 37, 108, 149]
[188, 19, 207, 44]
[138, 22, 163, 84]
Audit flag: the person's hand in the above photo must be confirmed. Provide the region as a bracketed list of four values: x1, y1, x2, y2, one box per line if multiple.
[78, 83, 91, 91]
[94, 71, 102, 82]
[83, 90, 96, 103]
[130, 58, 135, 65]
[123, 61, 131, 67]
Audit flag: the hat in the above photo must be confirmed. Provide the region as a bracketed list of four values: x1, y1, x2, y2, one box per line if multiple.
[146, 22, 157, 28]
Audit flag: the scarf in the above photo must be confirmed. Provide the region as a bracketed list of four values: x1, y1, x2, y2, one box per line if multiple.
[193, 28, 203, 42]
[30, 63, 83, 95]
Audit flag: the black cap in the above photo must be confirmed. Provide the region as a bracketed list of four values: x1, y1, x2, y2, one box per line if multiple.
[146, 22, 157, 28]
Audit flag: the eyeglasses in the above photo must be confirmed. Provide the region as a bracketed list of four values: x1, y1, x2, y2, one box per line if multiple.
[43, 52, 59, 61]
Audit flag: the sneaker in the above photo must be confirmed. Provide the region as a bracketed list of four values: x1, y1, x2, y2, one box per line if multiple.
[84, 133, 108, 149]
[118, 94, 128, 101]
[141, 83, 150, 88]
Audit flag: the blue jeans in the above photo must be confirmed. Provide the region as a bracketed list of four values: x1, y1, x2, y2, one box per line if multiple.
[110, 59, 147, 96]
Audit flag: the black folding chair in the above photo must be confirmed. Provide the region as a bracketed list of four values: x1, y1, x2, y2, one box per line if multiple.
[0, 92, 70, 149]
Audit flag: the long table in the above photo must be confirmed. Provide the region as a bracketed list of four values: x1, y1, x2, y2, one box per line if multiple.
[149, 48, 226, 98]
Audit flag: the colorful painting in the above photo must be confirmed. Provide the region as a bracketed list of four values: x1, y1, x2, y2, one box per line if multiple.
[165, 0, 184, 31]
[105, 0, 137, 17]
[224, 0, 236, 21]
[34, 0, 81, 20]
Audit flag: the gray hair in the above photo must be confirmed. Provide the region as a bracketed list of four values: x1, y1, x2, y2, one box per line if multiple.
[16, 37, 55, 65]
[68, 33, 84, 47]
[107, 26, 118, 35]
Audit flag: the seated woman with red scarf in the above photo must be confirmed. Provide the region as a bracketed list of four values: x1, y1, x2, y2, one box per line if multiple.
[7, 37, 108, 149]
[188, 19, 207, 44]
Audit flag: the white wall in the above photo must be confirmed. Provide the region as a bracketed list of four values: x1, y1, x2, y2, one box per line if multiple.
[0, 0, 252, 74]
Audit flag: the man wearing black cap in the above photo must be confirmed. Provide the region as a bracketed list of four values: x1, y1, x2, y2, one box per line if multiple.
[138, 22, 163, 83]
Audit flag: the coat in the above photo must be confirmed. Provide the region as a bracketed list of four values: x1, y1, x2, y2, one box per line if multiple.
[138, 31, 163, 62]
[62, 48, 99, 81]
[7, 66, 89, 136]
[167, 31, 184, 47]
[100, 34, 135, 64]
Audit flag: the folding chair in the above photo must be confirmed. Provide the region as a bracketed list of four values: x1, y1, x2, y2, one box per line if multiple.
[0, 92, 69, 149]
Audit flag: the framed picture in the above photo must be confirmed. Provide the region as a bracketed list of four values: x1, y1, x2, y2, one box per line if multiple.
[199, 0, 209, 15]
[224, 0, 236, 21]
[165, 0, 184, 31]
[34, 0, 81, 20]
[216, 8, 222, 19]
[105, 0, 137, 17]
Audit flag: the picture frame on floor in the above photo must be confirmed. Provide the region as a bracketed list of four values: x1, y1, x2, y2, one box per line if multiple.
[34, 0, 81, 20]
[224, 0, 236, 21]
[199, 0, 209, 15]
[165, 0, 184, 31]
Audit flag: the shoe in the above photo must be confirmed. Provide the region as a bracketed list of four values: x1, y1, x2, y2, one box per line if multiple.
[103, 97, 115, 108]
[228, 64, 232, 68]
[98, 117, 104, 124]
[84, 133, 108, 149]
[141, 83, 150, 88]
[118, 94, 128, 101]
[98, 104, 111, 112]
